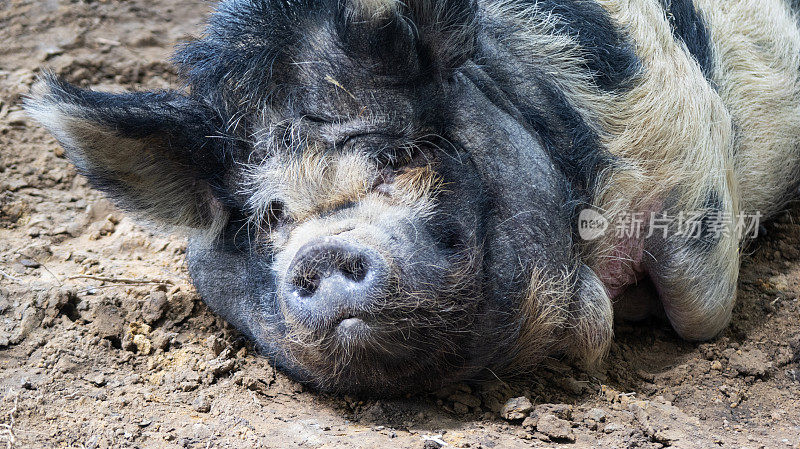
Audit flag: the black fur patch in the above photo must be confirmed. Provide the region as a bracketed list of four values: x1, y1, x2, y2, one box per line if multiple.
[659, 0, 715, 79]
[175, 0, 477, 115]
[687, 190, 724, 251]
[471, 35, 614, 197]
[522, 0, 641, 91]
[520, 73, 612, 195]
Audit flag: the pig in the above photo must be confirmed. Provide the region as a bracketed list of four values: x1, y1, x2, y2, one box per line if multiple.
[24, 0, 800, 394]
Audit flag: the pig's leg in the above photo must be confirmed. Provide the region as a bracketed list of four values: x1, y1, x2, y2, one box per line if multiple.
[566, 264, 614, 366]
[642, 204, 740, 341]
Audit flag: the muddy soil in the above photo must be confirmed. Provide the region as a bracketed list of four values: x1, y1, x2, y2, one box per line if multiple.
[0, 1, 799, 448]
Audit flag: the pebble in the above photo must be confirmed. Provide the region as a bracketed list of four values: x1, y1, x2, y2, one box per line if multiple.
[728, 349, 771, 377]
[586, 408, 607, 423]
[536, 414, 575, 442]
[142, 291, 168, 324]
[501, 396, 533, 421]
[521, 415, 539, 429]
[132, 334, 152, 355]
[124, 322, 153, 355]
[449, 392, 481, 408]
[192, 395, 211, 413]
[6, 110, 29, 127]
[152, 331, 178, 351]
[534, 403, 573, 421]
[88, 372, 106, 387]
[206, 335, 227, 357]
[18, 258, 40, 268]
[208, 358, 236, 377]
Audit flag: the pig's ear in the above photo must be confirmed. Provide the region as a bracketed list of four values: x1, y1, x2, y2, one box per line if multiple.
[24, 73, 229, 235]
[348, 0, 477, 73]
[402, 0, 477, 71]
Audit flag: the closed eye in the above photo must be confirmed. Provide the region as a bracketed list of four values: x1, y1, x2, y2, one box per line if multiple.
[375, 147, 417, 169]
[301, 114, 333, 125]
[334, 132, 373, 148]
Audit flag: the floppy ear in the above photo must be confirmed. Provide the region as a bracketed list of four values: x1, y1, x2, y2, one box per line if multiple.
[24, 74, 229, 235]
[403, 0, 477, 71]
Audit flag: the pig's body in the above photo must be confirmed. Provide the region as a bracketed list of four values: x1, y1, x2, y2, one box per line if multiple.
[26, 0, 800, 394]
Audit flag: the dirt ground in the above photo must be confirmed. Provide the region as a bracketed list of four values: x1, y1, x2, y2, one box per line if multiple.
[1, 1, 799, 448]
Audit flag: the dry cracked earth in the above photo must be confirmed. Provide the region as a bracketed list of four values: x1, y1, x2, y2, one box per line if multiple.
[0, 1, 799, 448]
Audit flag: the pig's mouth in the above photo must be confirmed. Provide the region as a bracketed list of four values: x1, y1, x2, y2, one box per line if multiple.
[276, 248, 487, 394]
[282, 310, 481, 394]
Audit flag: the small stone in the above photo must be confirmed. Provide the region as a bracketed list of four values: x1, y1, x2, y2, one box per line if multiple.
[20, 378, 35, 390]
[501, 396, 533, 421]
[711, 360, 723, 370]
[423, 440, 443, 449]
[6, 110, 29, 127]
[534, 403, 573, 421]
[521, 415, 539, 429]
[516, 429, 532, 439]
[11, 306, 43, 344]
[237, 375, 269, 394]
[208, 358, 236, 377]
[586, 408, 607, 423]
[728, 349, 771, 377]
[206, 335, 226, 357]
[449, 392, 481, 408]
[88, 372, 106, 386]
[192, 395, 211, 413]
[123, 322, 153, 355]
[152, 331, 178, 351]
[132, 334, 152, 355]
[452, 402, 470, 415]
[92, 304, 125, 341]
[536, 414, 574, 442]
[142, 291, 167, 324]
[18, 258, 40, 268]
[173, 369, 201, 391]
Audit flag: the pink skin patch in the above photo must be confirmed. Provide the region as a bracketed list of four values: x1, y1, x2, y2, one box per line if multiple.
[593, 203, 662, 299]
[595, 235, 646, 299]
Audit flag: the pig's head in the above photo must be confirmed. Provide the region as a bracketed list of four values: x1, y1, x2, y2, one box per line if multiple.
[26, 0, 580, 394]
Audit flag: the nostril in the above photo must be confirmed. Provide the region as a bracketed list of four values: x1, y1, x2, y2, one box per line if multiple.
[439, 228, 463, 250]
[293, 272, 321, 298]
[340, 256, 368, 283]
[288, 250, 370, 298]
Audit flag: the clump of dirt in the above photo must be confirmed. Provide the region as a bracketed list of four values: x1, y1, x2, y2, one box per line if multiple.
[1, 1, 799, 448]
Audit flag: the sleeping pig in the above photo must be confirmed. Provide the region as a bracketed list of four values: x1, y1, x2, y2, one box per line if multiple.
[25, 0, 800, 394]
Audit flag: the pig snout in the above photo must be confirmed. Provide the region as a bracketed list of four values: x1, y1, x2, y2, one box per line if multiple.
[280, 237, 390, 335]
